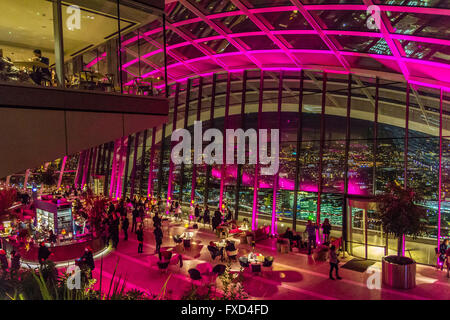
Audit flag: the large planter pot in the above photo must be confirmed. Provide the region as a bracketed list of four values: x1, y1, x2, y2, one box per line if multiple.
[382, 255, 416, 289]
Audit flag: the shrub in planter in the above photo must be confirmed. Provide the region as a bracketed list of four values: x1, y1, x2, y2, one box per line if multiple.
[375, 183, 428, 289]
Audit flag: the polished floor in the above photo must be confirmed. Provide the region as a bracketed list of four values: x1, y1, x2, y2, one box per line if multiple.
[86, 214, 450, 300]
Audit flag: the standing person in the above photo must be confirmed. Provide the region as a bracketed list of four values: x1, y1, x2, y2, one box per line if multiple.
[101, 217, 110, 246]
[10, 250, 21, 278]
[153, 211, 162, 228]
[212, 210, 222, 232]
[79, 246, 95, 272]
[446, 247, 450, 278]
[438, 239, 449, 271]
[322, 218, 332, 244]
[328, 245, 342, 280]
[0, 249, 8, 278]
[30, 49, 51, 86]
[110, 213, 120, 249]
[305, 220, 318, 255]
[131, 205, 139, 233]
[122, 216, 129, 241]
[138, 205, 145, 223]
[47, 230, 57, 246]
[203, 206, 211, 228]
[176, 203, 183, 221]
[38, 242, 52, 265]
[108, 202, 115, 215]
[136, 223, 144, 254]
[225, 207, 233, 222]
[194, 204, 200, 222]
[153, 225, 163, 254]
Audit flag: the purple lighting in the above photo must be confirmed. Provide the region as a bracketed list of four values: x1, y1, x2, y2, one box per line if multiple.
[115, 2, 450, 90]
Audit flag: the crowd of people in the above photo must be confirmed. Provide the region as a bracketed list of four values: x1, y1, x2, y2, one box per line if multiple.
[5, 183, 450, 284]
[281, 218, 340, 280]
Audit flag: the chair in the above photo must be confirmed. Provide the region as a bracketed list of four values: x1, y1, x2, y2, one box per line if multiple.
[263, 256, 274, 267]
[183, 239, 191, 248]
[212, 264, 226, 276]
[207, 245, 219, 260]
[251, 263, 262, 273]
[173, 235, 182, 245]
[239, 256, 249, 268]
[226, 249, 238, 262]
[157, 260, 170, 273]
[188, 268, 202, 286]
[160, 250, 173, 261]
[101, 73, 115, 92]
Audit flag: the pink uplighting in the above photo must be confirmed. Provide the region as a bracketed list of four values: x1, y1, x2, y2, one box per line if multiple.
[101, 2, 450, 91]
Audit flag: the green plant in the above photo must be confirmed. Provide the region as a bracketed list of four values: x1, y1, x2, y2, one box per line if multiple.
[218, 262, 248, 300]
[375, 183, 429, 257]
[180, 263, 248, 300]
[1, 258, 173, 301]
[86, 196, 107, 237]
[0, 188, 17, 219]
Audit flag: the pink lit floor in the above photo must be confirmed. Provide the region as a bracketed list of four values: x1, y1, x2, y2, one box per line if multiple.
[90, 218, 450, 300]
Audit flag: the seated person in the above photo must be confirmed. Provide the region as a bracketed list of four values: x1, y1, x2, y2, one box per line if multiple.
[47, 230, 57, 244]
[225, 240, 236, 252]
[78, 246, 95, 271]
[208, 241, 223, 260]
[30, 49, 51, 86]
[282, 227, 302, 248]
[224, 208, 233, 222]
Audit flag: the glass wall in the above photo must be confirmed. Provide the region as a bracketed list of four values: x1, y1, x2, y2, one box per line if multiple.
[58, 70, 450, 266]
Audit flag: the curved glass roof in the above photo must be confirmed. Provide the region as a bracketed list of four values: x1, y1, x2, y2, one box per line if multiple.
[121, 0, 450, 90]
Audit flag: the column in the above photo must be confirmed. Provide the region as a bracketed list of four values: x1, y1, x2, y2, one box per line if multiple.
[57, 156, 67, 189]
[316, 72, 327, 239]
[401, 83, 410, 256]
[234, 70, 248, 221]
[191, 77, 203, 204]
[292, 70, 304, 231]
[130, 132, 140, 198]
[139, 129, 148, 196]
[167, 83, 180, 202]
[121, 135, 133, 198]
[219, 73, 231, 210]
[180, 79, 191, 204]
[342, 74, 352, 250]
[271, 71, 283, 236]
[252, 70, 264, 231]
[109, 140, 119, 197]
[148, 127, 157, 197]
[204, 74, 217, 207]
[23, 169, 31, 191]
[438, 89, 443, 249]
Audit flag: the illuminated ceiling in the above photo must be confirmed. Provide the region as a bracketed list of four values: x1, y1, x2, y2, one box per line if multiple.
[120, 0, 450, 90]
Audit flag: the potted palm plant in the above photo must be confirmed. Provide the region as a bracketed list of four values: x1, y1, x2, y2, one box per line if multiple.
[376, 183, 428, 289]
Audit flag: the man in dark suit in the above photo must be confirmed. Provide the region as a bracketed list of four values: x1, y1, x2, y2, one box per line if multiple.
[30, 49, 51, 85]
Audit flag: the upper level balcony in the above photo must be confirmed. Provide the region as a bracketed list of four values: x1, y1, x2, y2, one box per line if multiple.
[0, 0, 166, 96]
